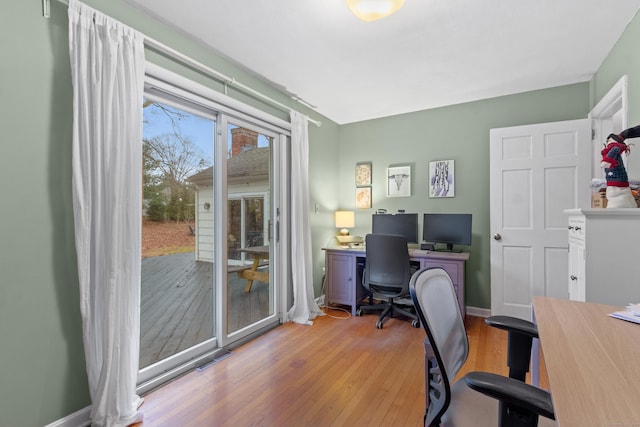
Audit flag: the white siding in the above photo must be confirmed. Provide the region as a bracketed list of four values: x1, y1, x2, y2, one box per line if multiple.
[196, 188, 214, 262]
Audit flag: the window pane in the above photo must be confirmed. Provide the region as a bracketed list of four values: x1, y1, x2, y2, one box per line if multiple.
[140, 101, 215, 369]
[226, 124, 273, 334]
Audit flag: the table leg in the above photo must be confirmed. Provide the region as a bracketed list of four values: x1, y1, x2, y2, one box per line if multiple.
[243, 257, 261, 292]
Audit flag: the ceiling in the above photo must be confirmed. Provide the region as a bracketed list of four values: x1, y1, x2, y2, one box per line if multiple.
[124, 0, 640, 125]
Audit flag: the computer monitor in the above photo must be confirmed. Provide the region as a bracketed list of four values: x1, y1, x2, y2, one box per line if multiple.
[371, 213, 419, 244]
[422, 213, 472, 252]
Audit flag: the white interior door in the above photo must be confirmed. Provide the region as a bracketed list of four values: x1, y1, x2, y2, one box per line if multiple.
[490, 119, 590, 320]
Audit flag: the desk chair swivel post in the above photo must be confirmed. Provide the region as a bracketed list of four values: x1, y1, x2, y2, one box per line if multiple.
[356, 233, 419, 329]
[409, 267, 555, 427]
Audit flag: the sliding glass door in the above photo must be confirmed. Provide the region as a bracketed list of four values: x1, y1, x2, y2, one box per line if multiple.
[223, 120, 276, 337]
[139, 98, 217, 383]
[137, 71, 284, 390]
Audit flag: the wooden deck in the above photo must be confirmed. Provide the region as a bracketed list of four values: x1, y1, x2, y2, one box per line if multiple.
[140, 252, 270, 368]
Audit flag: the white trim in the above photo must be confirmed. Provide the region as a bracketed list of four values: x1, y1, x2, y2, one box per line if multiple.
[145, 63, 291, 136]
[590, 75, 628, 121]
[277, 133, 291, 322]
[465, 306, 491, 318]
[137, 337, 218, 387]
[44, 406, 90, 427]
[215, 115, 230, 347]
[589, 75, 629, 178]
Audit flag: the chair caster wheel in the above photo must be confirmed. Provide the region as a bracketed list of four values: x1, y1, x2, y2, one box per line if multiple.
[356, 309, 363, 316]
[376, 320, 383, 329]
[412, 319, 420, 328]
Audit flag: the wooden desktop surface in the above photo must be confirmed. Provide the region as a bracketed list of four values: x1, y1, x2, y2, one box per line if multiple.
[322, 245, 467, 260]
[533, 297, 640, 426]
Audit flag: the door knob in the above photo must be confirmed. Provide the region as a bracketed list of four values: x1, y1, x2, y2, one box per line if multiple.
[493, 233, 502, 241]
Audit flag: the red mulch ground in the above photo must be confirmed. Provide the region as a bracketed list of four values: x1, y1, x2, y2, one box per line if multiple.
[142, 220, 195, 258]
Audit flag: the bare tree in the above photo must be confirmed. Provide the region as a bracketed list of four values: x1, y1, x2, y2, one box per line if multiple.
[144, 133, 203, 187]
[142, 102, 211, 222]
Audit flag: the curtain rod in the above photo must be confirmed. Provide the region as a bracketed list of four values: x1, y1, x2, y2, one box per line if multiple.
[43, 0, 322, 127]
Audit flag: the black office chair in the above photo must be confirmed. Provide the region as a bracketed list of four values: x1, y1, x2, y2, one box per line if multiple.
[409, 267, 556, 427]
[356, 233, 419, 329]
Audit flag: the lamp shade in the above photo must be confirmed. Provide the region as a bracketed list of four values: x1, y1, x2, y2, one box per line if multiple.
[346, 0, 405, 22]
[335, 210, 355, 235]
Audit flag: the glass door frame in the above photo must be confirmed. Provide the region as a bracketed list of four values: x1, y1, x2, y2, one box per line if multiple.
[227, 193, 269, 264]
[138, 63, 291, 392]
[137, 89, 220, 391]
[216, 115, 282, 347]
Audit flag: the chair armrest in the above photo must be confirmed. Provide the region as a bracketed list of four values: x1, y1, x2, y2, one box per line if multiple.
[485, 315, 538, 338]
[464, 371, 555, 420]
[486, 316, 539, 382]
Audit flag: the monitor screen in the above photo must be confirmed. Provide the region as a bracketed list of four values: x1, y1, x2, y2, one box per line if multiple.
[371, 213, 419, 243]
[422, 213, 472, 251]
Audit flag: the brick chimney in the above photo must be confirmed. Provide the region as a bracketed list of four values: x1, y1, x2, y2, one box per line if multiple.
[230, 128, 258, 156]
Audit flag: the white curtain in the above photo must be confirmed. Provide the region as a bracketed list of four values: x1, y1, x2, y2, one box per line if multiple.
[68, 1, 145, 425]
[288, 111, 323, 325]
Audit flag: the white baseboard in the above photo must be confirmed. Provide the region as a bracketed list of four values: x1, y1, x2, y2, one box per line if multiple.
[44, 406, 90, 427]
[466, 306, 491, 318]
[315, 294, 325, 306]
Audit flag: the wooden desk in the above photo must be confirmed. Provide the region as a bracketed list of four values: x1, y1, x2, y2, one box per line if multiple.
[323, 246, 469, 316]
[236, 246, 269, 292]
[534, 297, 640, 426]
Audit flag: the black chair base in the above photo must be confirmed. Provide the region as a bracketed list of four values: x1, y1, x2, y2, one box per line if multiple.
[357, 297, 420, 329]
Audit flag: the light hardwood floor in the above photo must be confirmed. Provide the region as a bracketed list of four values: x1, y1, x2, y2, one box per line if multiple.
[132, 310, 548, 427]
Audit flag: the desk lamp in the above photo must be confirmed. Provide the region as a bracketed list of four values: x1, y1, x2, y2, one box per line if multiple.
[335, 211, 363, 246]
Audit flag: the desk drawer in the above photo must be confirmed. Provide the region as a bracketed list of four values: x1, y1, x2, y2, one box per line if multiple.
[422, 260, 459, 284]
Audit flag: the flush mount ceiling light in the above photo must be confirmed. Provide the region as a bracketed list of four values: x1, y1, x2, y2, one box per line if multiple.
[346, 0, 405, 22]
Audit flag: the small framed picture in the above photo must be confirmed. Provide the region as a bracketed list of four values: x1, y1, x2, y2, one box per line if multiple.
[356, 187, 372, 209]
[387, 165, 411, 197]
[355, 162, 372, 186]
[429, 160, 455, 198]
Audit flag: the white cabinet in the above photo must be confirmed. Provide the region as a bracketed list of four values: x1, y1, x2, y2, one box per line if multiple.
[567, 214, 586, 301]
[565, 209, 640, 305]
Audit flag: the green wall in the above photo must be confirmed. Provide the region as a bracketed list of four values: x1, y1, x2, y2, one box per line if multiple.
[1, 1, 639, 425]
[337, 84, 590, 310]
[590, 6, 640, 125]
[333, 8, 640, 311]
[0, 1, 336, 426]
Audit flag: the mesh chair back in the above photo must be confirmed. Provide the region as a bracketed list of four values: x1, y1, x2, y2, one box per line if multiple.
[364, 234, 411, 297]
[410, 267, 469, 426]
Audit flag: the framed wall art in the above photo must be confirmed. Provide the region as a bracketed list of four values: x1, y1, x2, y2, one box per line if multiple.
[355, 187, 372, 209]
[355, 162, 372, 186]
[429, 159, 455, 198]
[387, 165, 411, 197]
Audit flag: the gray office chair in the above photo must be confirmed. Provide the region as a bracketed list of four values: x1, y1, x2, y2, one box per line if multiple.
[356, 233, 419, 329]
[409, 267, 556, 427]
